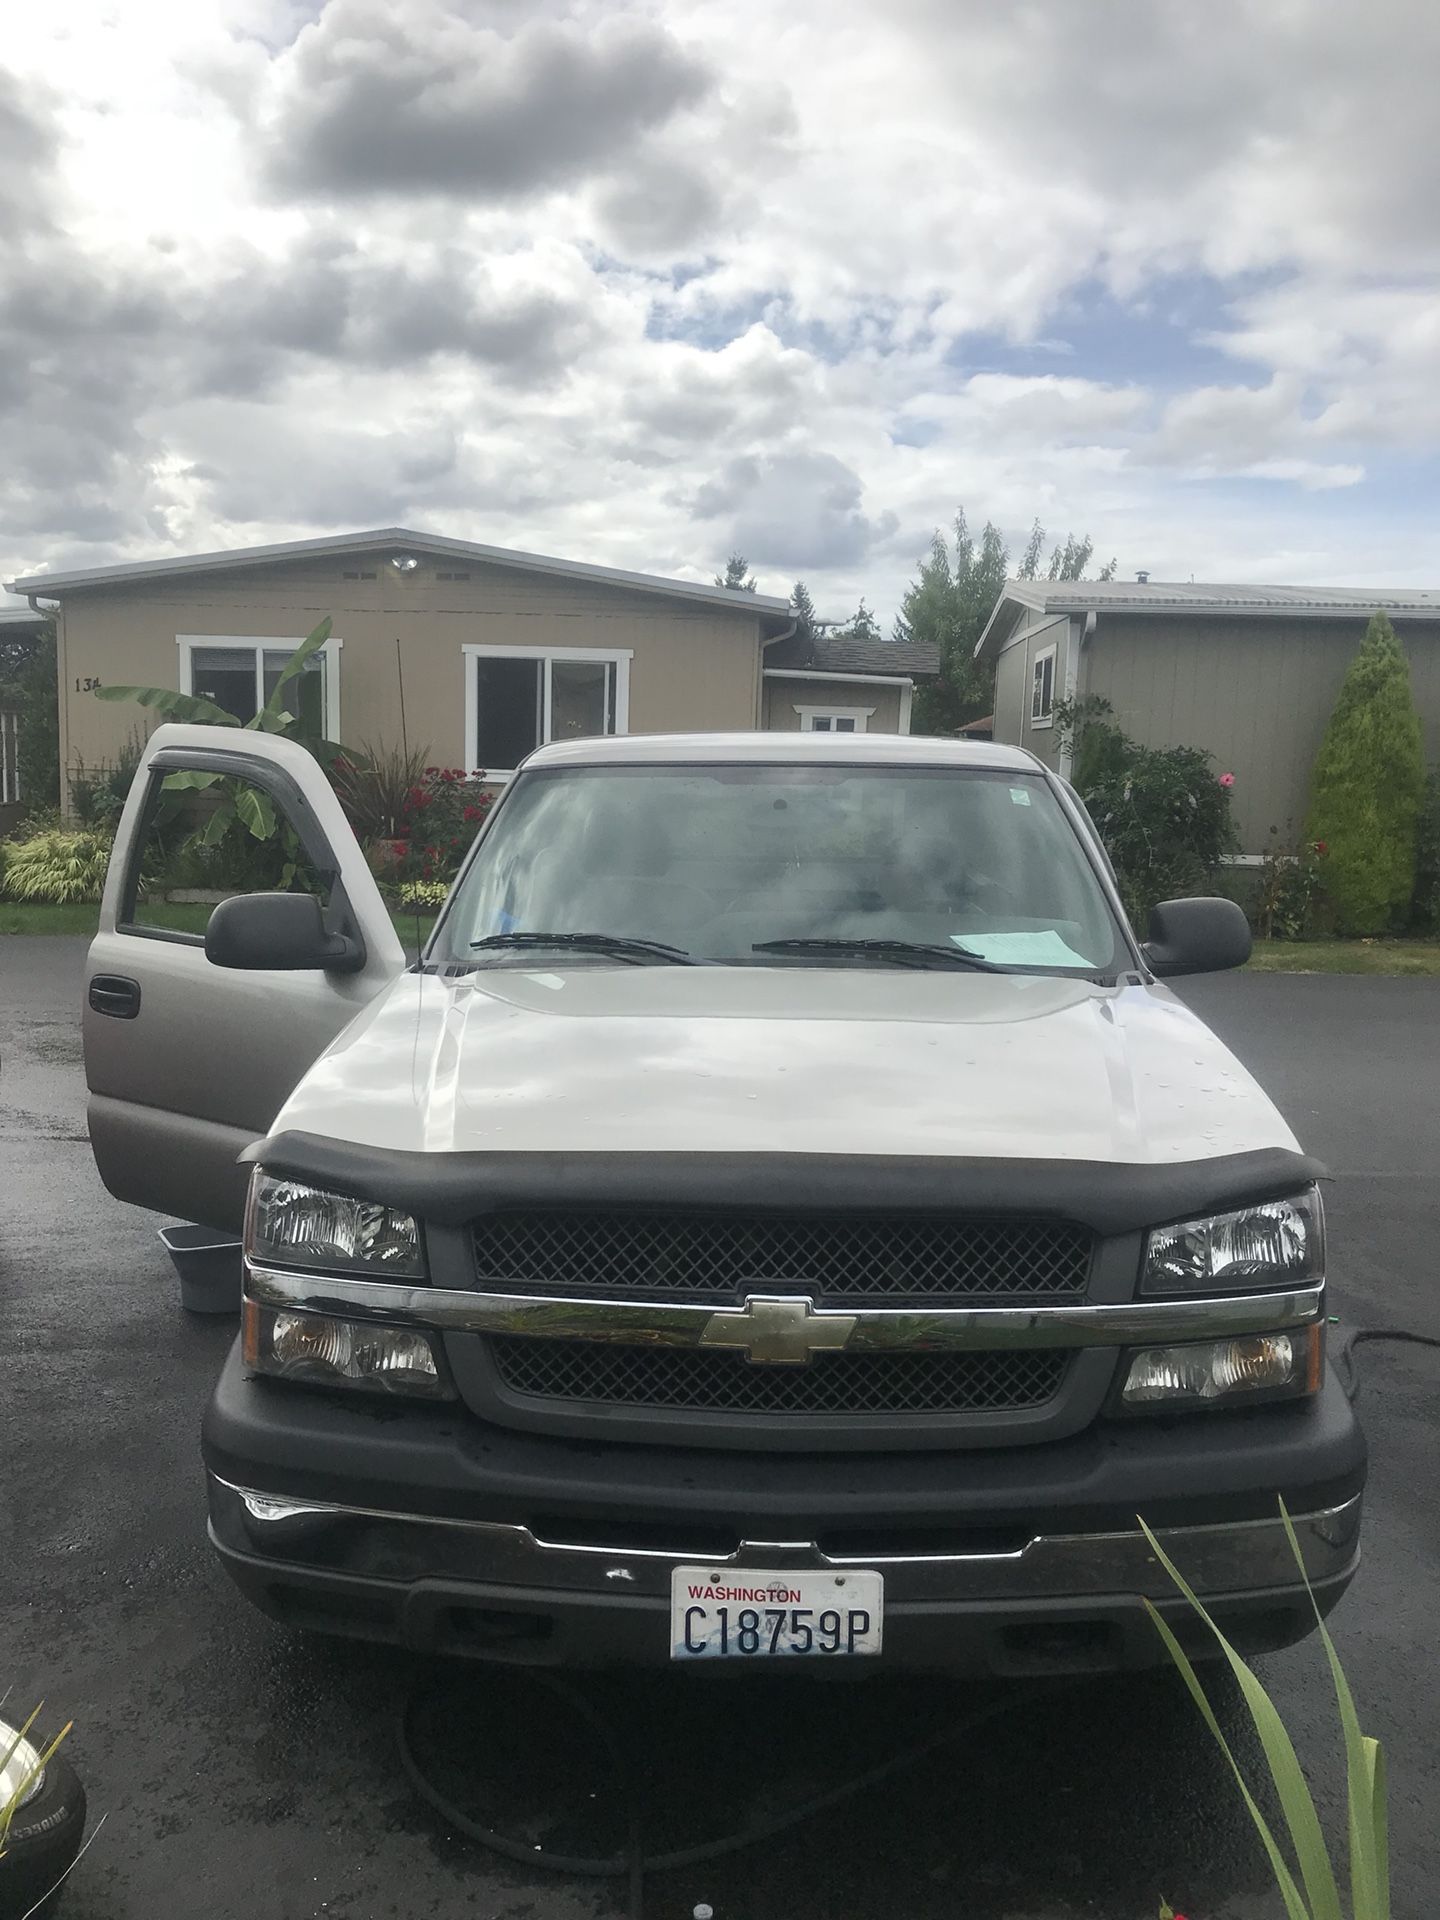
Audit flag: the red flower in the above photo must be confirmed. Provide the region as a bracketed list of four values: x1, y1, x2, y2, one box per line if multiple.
[463, 804, 483, 821]
[1313, 839, 1328, 856]
[424, 766, 438, 776]
[441, 768, 460, 783]
[1218, 771, 1236, 788]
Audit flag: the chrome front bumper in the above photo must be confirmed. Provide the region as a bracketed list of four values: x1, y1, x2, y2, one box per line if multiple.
[209, 1473, 1361, 1609]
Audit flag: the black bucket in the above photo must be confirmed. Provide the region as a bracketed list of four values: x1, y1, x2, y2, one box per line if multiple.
[158, 1224, 242, 1316]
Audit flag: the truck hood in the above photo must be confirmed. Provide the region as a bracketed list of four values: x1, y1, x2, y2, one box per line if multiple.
[271, 965, 1298, 1166]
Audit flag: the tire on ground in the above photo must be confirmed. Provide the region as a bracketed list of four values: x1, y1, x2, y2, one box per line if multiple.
[1, 1747, 87, 1917]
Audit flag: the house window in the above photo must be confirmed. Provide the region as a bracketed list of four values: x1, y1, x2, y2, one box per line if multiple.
[794, 706, 876, 734]
[0, 709, 19, 804]
[463, 646, 632, 776]
[1030, 645, 1057, 727]
[178, 637, 342, 738]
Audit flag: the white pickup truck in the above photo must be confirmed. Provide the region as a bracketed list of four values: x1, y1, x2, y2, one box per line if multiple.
[84, 726, 1364, 1671]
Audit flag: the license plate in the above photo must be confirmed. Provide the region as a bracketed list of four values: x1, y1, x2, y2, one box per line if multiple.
[670, 1566, 884, 1660]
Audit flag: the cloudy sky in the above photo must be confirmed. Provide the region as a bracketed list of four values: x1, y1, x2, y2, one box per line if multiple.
[5, 0, 1440, 625]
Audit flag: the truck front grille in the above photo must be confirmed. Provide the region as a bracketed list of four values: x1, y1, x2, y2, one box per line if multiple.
[487, 1337, 1070, 1416]
[472, 1210, 1090, 1306]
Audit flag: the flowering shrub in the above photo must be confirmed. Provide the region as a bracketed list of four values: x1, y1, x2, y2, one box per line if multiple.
[1255, 826, 1327, 940]
[394, 767, 496, 886]
[1054, 697, 1237, 925]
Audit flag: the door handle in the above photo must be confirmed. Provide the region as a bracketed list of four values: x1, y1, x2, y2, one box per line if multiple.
[89, 974, 142, 1019]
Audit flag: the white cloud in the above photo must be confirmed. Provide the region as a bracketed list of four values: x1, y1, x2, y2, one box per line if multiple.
[3, 0, 1439, 613]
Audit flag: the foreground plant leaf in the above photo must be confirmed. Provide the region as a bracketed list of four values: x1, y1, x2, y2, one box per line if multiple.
[1140, 1516, 1340, 1920]
[1278, 1499, 1390, 1920]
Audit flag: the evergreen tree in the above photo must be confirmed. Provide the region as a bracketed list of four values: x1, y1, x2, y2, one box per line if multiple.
[714, 553, 757, 592]
[1306, 611, 1425, 934]
[790, 580, 817, 647]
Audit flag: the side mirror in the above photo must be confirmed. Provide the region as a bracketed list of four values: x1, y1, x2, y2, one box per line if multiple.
[205, 892, 365, 974]
[1142, 896, 1252, 978]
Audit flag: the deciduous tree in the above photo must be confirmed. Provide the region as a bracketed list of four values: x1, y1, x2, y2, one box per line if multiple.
[904, 509, 1112, 734]
[834, 599, 882, 642]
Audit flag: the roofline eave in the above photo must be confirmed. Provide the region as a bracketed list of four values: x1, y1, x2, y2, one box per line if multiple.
[5, 525, 792, 623]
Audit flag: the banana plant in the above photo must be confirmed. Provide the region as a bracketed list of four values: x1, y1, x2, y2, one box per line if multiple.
[94, 617, 345, 842]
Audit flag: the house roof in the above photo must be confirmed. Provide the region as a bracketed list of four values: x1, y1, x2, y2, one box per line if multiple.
[764, 630, 940, 678]
[0, 596, 47, 631]
[5, 527, 794, 628]
[977, 577, 1440, 657]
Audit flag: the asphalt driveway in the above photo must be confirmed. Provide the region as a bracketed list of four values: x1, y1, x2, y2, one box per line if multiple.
[2, 939, 1436, 1920]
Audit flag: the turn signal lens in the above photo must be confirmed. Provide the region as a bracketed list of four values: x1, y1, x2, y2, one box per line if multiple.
[1120, 1324, 1323, 1412]
[242, 1300, 450, 1400]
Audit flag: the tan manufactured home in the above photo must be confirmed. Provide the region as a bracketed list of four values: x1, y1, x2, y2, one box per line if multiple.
[978, 579, 1440, 853]
[7, 529, 936, 799]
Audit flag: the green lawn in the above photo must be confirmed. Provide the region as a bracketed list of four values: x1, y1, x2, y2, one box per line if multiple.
[0, 900, 438, 946]
[3, 902, 1437, 975]
[1246, 937, 1440, 976]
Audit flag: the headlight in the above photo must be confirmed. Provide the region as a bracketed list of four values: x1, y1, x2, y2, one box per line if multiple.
[1141, 1189, 1323, 1295]
[247, 1172, 424, 1278]
[1119, 1325, 1323, 1412]
[242, 1300, 450, 1399]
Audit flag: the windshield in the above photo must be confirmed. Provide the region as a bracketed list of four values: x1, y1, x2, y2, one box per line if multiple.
[429, 763, 1127, 973]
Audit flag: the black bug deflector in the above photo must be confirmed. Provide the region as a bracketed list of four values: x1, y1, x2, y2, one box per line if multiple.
[245, 1133, 1325, 1236]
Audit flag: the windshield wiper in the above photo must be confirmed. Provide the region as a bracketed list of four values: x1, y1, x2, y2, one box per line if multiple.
[469, 931, 694, 965]
[751, 937, 1004, 971]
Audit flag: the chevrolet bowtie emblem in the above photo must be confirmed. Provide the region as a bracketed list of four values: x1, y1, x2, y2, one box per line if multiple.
[699, 1295, 857, 1367]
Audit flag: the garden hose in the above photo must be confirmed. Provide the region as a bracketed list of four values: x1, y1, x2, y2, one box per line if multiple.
[397, 1671, 1070, 1920]
[398, 1332, 1436, 1918]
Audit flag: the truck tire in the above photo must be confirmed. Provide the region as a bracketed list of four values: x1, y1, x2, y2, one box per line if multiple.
[0, 1748, 86, 1918]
